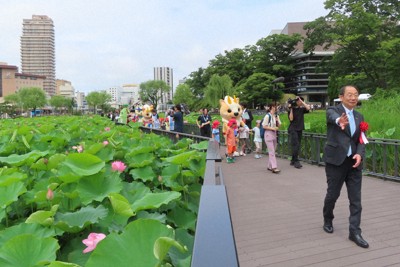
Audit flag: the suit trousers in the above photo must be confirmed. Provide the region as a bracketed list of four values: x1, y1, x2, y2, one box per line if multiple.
[323, 157, 363, 234]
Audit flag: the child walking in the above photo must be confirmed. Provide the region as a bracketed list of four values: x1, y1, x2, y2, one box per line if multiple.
[238, 123, 250, 156]
[212, 120, 221, 143]
[252, 120, 263, 159]
[226, 119, 238, 163]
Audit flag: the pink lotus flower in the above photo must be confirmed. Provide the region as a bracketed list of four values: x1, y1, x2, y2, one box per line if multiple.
[111, 161, 127, 172]
[103, 140, 109, 146]
[104, 127, 111, 132]
[72, 145, 83, 153]
[46, 188, 54, 200]
[82, 233, 106, 253]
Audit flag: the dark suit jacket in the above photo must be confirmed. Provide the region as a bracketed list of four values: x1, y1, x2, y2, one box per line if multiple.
[323, 104, 365, 169]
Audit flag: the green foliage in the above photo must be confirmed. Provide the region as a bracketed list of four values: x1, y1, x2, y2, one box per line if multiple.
[173, 84, 195, 109]
[204, 74, 234, 108]
[139, 80, 171, 109]
[0, 115, 205, 266]
[50, 95, 74, 113]
[304, 0, 400, 93]
[5, 87, 47, 112]
[85, 92, 111, 114]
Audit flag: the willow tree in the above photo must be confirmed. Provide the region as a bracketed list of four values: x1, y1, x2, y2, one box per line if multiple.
[204, 74, 235, 108]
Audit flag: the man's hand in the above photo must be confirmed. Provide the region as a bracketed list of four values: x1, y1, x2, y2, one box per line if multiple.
[352, 154, 362, 168]
[338, 113, 349, 130]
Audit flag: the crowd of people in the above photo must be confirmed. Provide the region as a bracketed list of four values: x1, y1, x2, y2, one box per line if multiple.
[107, 104, 185, 133]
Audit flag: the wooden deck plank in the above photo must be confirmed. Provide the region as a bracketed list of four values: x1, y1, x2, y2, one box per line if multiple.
[219, 151, 400, 267]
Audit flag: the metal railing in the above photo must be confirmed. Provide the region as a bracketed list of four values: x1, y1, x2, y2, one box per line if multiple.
[139, 126, 239, 266]
[180, 123, 400, 181]
[276, 131, 400, 182]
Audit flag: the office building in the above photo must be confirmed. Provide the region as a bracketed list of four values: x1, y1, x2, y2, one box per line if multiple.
[121, 84, 140, 107]
[0, 62, 45, 102]
[278, 22, 337, 106]
[56, 79, 75, 98]
[21, 15, 56, 96]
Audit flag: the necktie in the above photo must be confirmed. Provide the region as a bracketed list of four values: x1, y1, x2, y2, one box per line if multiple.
[347, 110, 355, 156]
[348, 111, 355, 136]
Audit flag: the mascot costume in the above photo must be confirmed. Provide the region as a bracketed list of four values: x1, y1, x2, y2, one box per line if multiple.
[140, 104, 154, 127]
[219, 95, 244, 136]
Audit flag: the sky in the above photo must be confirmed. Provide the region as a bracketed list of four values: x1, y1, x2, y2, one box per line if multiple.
[0, 0, 328, 93]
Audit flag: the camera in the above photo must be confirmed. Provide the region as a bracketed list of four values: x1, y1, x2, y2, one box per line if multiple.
[287, 98, 297, 107]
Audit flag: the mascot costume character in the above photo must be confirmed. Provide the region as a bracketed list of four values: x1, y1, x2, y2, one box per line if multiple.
[140, 104, 154, 127]
[219, 95, 244, 135]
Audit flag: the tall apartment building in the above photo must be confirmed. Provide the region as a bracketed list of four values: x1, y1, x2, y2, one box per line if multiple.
[154, 67, 173, 110]
[21, 15, 56, 96]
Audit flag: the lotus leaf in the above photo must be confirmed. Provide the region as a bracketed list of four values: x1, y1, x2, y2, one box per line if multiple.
[108, 193, 134, 217]
[62, 153, 105, 176]
[0, 223, 55, 247]
[85, 219, 175, 267]
[55, 205, 108, 233]
[0, 234, 59, 267]
[0, 150, 49, 166]
[77, 172, 122, 205]
[121, 181, 150, 203]
[131, 191, 181, 213]
[126, 152, 155, 168]
[169, 228, 194, 267]
[167, 205, 197, 231]
[0, 168, 27, 186]
[0, 181, 27, 209]
[154, 236, 187, 261]
[129, 165, 155, 182]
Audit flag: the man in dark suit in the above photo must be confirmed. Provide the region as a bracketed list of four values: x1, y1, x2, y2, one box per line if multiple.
[322, 85, 369, 248]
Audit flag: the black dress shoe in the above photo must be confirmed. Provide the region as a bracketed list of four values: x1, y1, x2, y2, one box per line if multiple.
[349, 233, 369, 248]
[294, 161, 303, 168]
[323, 223, 334, 234]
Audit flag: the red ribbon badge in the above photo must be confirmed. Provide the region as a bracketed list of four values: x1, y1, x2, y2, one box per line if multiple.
[359, 121, 369, 144]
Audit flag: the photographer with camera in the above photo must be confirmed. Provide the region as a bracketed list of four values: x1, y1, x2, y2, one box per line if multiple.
[288, 96, 310, 168]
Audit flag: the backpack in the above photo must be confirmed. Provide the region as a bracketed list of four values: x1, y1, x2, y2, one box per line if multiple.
[259, 113, 272, 137]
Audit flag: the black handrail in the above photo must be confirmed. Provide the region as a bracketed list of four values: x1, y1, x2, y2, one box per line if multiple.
[139, 126, 239, 266]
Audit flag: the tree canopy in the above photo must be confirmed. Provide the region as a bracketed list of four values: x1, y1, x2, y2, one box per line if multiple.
[85, 91, 111, 114]
[5, 87, 47, 112]
[139, 80, 171, 109]
[304, 0, 400, 95]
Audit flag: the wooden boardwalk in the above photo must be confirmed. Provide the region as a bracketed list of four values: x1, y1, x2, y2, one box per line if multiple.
[219, 152, 400, 267]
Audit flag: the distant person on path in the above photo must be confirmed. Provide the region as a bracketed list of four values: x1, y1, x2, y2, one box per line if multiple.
[263, 103, 281, 174]
[173, 104, 184, 133]
[197, 108, 212, 137]
[322, 85, 369, 249]
[118, 105, 128, 124]
[241, 103, 253, 128]
[238, 123, 250, 156]
[252, 120, 263, 159]
[288, 96, 310, 168]
[225, 119, 238, 163]
[212, 120, 221, 143]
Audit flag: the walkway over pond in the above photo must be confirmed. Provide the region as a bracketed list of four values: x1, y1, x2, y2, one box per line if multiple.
[220, 151, 400, 267]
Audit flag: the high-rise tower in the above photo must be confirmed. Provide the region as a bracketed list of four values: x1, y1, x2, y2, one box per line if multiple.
[21, 15, 56, 96]
[153, 67, 173, 108]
